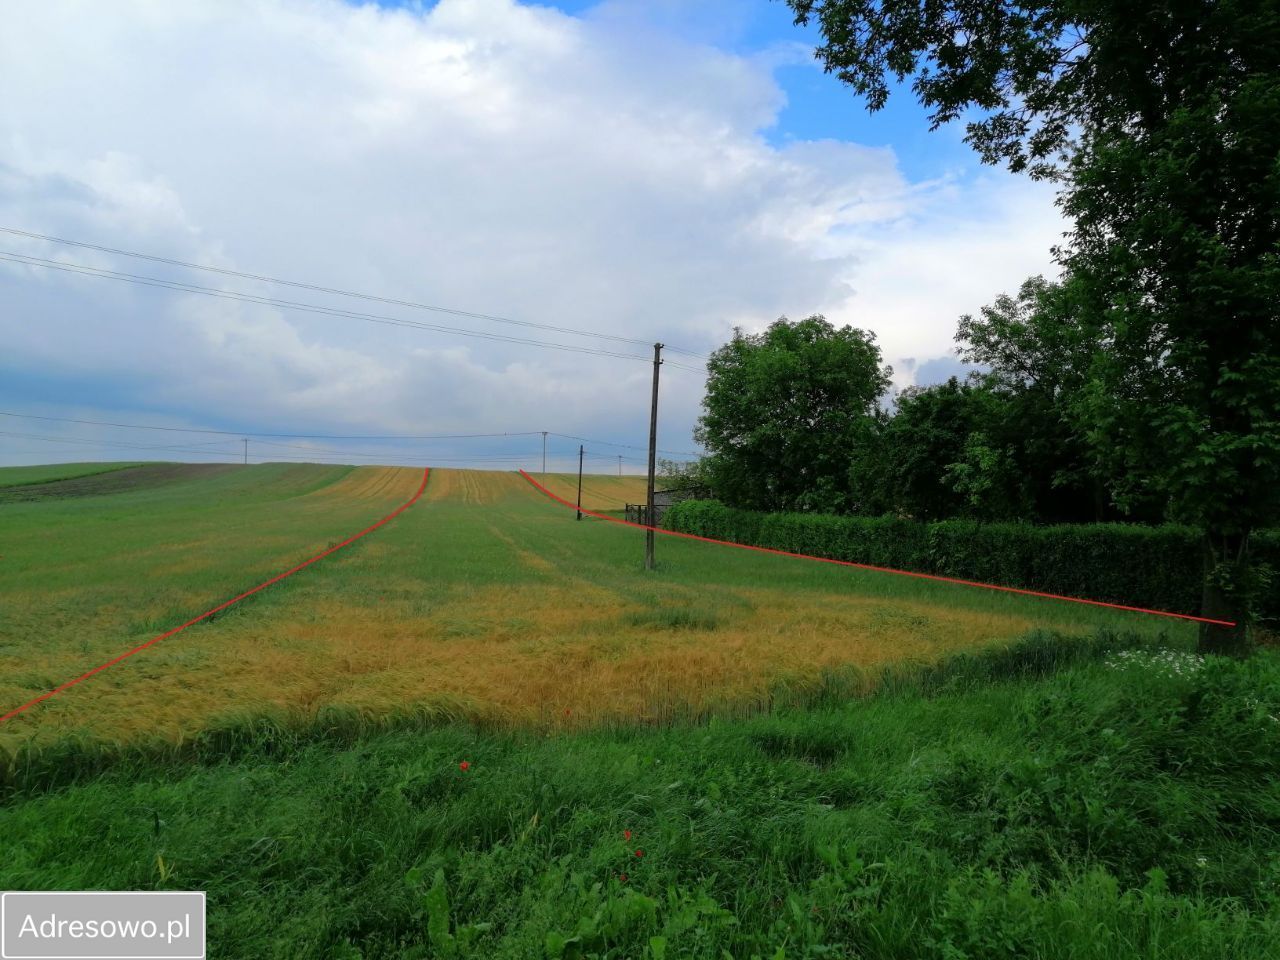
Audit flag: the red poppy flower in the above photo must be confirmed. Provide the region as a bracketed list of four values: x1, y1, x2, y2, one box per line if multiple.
[458, 761, 470, 771]
[624, 829, 632, 841]
[634, 848, 644, 858]
[619, 873, 628, 883]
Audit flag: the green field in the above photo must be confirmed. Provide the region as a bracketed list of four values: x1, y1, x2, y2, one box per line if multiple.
[0, 460, 145, 488]
[1, 462, 1276, 958]
[0, 463, 1188, 748]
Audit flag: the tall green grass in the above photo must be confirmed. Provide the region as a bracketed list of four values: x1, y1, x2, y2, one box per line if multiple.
[3, 632, 1277, 959]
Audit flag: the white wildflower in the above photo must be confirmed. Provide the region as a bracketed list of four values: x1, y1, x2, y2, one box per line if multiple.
[1103, 649, 1206, 679]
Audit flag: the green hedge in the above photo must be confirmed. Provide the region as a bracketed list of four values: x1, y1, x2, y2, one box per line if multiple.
[663, 500, 1280, 620]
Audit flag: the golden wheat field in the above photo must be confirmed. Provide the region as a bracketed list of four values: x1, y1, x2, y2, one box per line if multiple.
[0, 463, 1191, 750]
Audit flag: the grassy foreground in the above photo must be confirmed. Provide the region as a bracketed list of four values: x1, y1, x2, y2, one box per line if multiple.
[2, 633, 1277, 958]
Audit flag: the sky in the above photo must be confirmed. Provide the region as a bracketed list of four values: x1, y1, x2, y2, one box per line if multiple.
[0, 0, 1067, 472]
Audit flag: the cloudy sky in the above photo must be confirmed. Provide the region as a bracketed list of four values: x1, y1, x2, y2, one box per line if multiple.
[0, 0, 1065, 471]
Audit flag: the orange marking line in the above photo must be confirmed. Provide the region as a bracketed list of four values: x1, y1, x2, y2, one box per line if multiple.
[0, 467, 431, 725]
[518, 469, 1233, 628]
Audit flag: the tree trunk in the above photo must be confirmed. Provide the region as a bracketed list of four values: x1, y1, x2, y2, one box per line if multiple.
[1197, 530, 1252, 657]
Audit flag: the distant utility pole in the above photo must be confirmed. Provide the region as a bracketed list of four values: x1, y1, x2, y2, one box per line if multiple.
[645, 342, 663, 571]
[618, 454, 623, 477]
[242, 438, 248, 465]
[541, 431, 548, 474]
[576, 444, 584, 521]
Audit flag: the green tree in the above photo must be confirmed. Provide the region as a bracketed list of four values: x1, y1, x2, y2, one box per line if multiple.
[957, 275, 1155, 523]
[957, 277, 1090, 394]
[788, 0, 1280, 653]
[876, 378, 1021, 520]
[656, 457, 708, 493]
[696, 316, 891, 512]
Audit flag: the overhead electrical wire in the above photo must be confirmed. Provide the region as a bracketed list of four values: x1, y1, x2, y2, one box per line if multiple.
[0, 431, 250, 459]
[0, 431, 689, 468]
[0, 412, 703, 459]
[248, 437, 539, 461]
[0, 432, 551, 466]
[548, 431, 702, 457]
[0, 429, 695, 469]
[0, 225, 711, 361]
[0, 251, 678, 365]
[0, 411, 543, 441]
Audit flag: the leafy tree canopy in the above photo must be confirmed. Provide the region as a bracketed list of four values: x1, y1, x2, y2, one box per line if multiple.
[787, 0, 1280, 652]
[696, 316, 891, 513]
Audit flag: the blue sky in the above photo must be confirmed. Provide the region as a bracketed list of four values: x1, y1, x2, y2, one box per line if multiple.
[393, 0, 975, 180]
[0, 0, 1061, 469]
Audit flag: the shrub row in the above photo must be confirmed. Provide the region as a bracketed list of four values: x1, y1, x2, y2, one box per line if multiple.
[663, 500, 1280, 620]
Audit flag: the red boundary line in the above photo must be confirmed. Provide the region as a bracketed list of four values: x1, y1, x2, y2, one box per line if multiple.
[0, 467, 432, 726]
[518, 469, 1233, 628]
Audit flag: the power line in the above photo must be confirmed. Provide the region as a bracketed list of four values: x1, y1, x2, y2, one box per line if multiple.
[0, 412, 703, 458]
[0, 436, 697, 477]
[1, 251, 680, 366]
[0, 225, 710, 360]
[0, 412, 539, 441]
[0, 432, 553, 466]
[248, 437, 540, 462]
[5, 431, 266, 456]
[0, 430, 697, 470]
[548, 431, 702, 458]
[0, 430, 249, 459]
[661, 359, 705, 372]
[0, 427, 676, 467]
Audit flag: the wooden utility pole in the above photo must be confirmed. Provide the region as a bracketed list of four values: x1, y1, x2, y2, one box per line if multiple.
[541, 431, 548, 474]
[242, 438, 248, 465]
[576, 444, 584, 521]
[618, 454, 623, 477]
[645, 342, 663, 570]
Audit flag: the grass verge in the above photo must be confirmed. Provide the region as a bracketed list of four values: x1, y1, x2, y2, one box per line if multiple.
[3, 631, 1277, 959]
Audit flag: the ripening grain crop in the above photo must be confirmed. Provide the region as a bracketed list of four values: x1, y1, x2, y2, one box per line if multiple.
[0, 465, 1190, 751]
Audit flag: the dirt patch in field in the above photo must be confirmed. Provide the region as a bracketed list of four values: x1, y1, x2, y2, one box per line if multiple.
[0, 463, 241, 504]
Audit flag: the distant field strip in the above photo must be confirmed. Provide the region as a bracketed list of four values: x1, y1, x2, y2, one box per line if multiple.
[0, 465, 428, 738]
[518, 469, 1231, 627]
[0, 461, 147, 488]
[531, 473, 651, 511]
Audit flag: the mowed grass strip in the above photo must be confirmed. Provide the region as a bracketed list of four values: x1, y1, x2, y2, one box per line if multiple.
[4, 466, 1192, 750]
[0, 463, 424, 748]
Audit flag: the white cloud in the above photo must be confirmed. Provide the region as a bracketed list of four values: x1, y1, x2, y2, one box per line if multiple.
[0, 0, 1063, 467]
[830, 175, 1067, 386]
